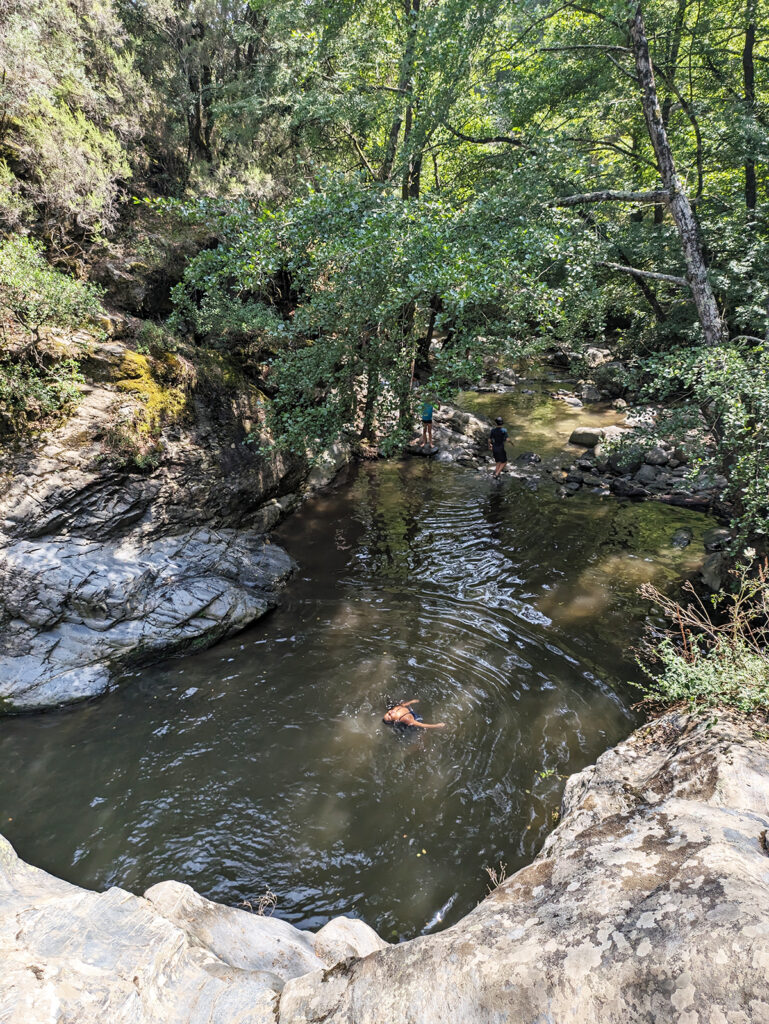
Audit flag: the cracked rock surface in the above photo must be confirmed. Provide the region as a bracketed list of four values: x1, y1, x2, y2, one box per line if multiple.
[0, 376, 311, 711]
[0, 835, 386, 1024]
[0, 528, 294, 710]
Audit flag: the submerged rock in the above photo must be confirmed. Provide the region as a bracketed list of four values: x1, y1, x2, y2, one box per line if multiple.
[700, 551, 727, 592]
[671, 528, 693, 548]
[703, 527, 733, 552]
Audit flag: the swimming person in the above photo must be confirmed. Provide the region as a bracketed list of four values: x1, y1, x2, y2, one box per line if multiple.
[489, 416, 508, 479]
[383, 699, 446, 729]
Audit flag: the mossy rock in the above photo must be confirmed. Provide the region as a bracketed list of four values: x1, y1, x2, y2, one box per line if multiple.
[114, 351, 187, 434]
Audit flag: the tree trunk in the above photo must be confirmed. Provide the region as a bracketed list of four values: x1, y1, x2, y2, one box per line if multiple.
[414, 296, 440, 375]
[743, 0, 757, 213]
[379, 0, 420, 183]
[360, 334, 379, 441]
[627, 2, 725, 346]
[654, 0, 688, 222]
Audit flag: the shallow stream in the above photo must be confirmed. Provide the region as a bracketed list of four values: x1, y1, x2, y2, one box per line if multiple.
[1, 384, 712, 940]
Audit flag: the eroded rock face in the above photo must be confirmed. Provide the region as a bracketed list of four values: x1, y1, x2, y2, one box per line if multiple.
[2, 713, 767, 1023]
[0, 528, 294, 711]
[0, 355, 334, 711]
[0, 836, 385, 1024]
[280, 712, 769, 1023]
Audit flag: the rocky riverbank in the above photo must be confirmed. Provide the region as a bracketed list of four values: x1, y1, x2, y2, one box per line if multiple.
[406, 382, 730, 590]
[0, 332, 350, 712]
[3, 709, 768, 1023]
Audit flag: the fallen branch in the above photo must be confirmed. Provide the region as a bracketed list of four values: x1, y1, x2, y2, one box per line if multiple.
[600, 261, 689, 287]
[550, 189, 669, 206]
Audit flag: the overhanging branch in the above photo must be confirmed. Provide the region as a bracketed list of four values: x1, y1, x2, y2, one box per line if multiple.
[601, 261, 689, 287]
[550, 189, 669, 206]
[443, 123, 528, 148]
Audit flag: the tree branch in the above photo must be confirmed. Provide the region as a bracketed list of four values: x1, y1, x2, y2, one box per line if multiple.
[550, 189, 669, 206]
[539, 44, 632, 53]
[344, 129, 376, 179]
[601, 261, 689, 287]
[443, 123, 529, 148]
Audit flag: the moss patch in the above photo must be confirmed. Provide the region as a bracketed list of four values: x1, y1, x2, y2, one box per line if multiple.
[114, 350, 188, 434]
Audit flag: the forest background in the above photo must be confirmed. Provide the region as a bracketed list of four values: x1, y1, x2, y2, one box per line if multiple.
[0, 0, 767, 537]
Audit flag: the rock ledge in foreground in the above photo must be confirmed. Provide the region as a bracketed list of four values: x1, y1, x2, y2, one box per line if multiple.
[2, 712, 768, 1022]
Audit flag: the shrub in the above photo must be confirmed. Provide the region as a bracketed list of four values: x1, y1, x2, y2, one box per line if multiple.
[101, 417, 163, 472]
[0, 358, 84, 435]
[638, 556, 769, 717]
[135, 320, 179, 358]
[0, 235, 104, 332]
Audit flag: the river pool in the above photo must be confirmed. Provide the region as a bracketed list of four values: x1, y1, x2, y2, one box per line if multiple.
[0, 388, 712, 940]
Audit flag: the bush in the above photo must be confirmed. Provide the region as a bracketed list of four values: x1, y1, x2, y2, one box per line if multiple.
[135, 321, 179, 358]
[0, 235, 104, 331]
[0, 358, 84, 435]
[638, 556, 769, 717]
[646, 636, 769, 716]
[101, 417, 164, 472]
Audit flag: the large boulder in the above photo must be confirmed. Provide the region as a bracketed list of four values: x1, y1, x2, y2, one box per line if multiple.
[569, 426, 604, 447]
[0, 835, 385, 1024]
[0, 528, 295, 711]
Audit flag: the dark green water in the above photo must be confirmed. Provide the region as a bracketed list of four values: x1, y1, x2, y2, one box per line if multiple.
[0, 439, 710, 941]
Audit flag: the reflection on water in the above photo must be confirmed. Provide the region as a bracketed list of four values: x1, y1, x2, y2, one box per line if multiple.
[458, 376, 626, 460]
[0, 454, 710, 940]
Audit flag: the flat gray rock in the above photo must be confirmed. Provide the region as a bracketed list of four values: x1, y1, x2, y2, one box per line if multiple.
[0, 529, 295, 711]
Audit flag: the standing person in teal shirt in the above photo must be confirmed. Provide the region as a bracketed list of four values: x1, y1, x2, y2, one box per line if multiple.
[420, 397, 438, 448]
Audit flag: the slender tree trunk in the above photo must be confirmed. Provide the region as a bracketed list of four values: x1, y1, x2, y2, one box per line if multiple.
[361, 334, 379, 440]
[655, 0, 688, 223]
[743, 0, 757, 213]
[414, 295, 440, 375]
[379, 0, 419, 183]
[627, 2, 725, 346]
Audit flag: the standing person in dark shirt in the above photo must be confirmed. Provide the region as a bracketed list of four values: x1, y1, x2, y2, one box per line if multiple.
[489, 416, 508, 479]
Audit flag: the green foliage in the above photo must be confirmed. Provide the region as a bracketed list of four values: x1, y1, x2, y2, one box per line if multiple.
[630, 343, 769, 538]
[638, 558, 769, 717]
[645, 636, 769, 716]
[135, 321, 179, 357]
[0, 358, 84, 436]
[170, 174, 573, 452]
[0, 236, 104, 331]
[100, 418, 164, 473]
[0, 0, 143, 236]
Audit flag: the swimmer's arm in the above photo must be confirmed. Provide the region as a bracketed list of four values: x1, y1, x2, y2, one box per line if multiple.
[413, 721, 446, 729]
[403, 699, 420, 706]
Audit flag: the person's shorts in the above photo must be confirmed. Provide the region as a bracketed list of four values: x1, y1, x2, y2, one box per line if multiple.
[492, 447, 507, 463]
[422, 418, 432, 424]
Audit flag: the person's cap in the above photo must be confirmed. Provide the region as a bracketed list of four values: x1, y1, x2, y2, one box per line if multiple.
[495, 416, 503, 425]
